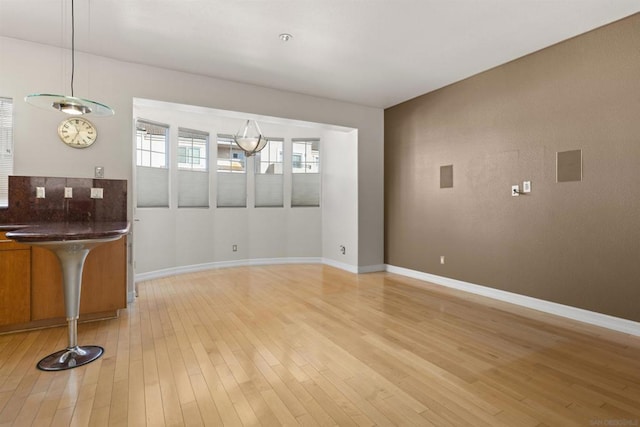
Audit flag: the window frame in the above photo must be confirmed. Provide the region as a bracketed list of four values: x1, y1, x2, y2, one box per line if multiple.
[136, 119, 169, 169]
[291, 138, 320, 174]
[178, 127, 209, 172]
[216, 134, 246, 174]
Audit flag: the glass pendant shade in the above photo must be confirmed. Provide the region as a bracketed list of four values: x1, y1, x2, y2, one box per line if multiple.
[25, 94, 114, 117]
[234, 120, 267, 156]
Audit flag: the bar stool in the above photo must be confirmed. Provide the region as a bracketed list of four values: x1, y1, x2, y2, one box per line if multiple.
[28, 237, 121, 370]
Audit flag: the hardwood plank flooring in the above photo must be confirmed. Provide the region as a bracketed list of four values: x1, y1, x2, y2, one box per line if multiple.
[1, 264, 639, 426]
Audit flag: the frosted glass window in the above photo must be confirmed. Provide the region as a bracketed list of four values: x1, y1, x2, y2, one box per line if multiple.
[178, 170, 209, 207]
[0, 97, 13, 208]
[217, 135, 246, 207]
[136, 166, 169, 207]
[178, 128, 209, 207]
[292, 139, 320, 207]
[136, 119, 169, 207]
[255, 139, 283, 207]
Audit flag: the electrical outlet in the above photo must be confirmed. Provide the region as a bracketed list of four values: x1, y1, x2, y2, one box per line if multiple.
[339, 245, 346, 255]
[95, 166, 104, 178]
[90, 188, 104, 199]
[511, 185, 520, 197]
[232, 244, 237, 252]
[64, 187, 73, 198]
[36, 187, 45, 198]
[440, 256, 445, 264]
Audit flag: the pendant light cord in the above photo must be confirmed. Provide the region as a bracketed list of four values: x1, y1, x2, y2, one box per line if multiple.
[70, 0, 75, 97]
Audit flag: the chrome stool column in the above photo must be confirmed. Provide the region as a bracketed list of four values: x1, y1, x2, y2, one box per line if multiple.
[31, 237, 120, 371]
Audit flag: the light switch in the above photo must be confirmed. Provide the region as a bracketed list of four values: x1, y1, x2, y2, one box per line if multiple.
[64, 187, 73, 198]
[523, 181, 531, 193]
[90, 188, 104, 199]
[36, 187, 46, 198]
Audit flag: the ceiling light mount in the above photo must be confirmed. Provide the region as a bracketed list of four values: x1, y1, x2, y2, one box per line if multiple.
[279, 33, 293, 42]
[25, 0, 114, 117]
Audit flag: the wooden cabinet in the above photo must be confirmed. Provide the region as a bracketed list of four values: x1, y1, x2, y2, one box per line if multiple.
[0, 232, 127, 332]
[0, 232, 31, 326]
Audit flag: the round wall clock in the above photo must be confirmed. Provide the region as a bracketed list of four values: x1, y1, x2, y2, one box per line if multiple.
[57, 117, 97, 148]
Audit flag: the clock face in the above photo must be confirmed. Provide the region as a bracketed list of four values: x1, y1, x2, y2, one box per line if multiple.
[57, 117, 97, 148]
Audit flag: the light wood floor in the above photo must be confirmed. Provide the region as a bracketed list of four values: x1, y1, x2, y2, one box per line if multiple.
[1, 265, 639, 426]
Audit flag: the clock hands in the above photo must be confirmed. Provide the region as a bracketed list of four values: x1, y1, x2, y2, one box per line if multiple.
[58, 118, 97, 148]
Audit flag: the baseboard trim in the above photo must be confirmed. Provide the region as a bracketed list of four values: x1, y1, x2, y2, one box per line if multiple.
[386, 264, 640, 337]
[322, 258, 359, 274]
[135, 257, 369, 282]
[358, 264, 386, 274]
[136, 257, 323, 282]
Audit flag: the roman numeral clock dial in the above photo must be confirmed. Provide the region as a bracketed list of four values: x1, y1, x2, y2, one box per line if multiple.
[57, 117, 97, 148]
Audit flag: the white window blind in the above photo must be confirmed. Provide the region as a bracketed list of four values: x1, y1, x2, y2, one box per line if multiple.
[0, 97, 13, 208]
[255, 138, 283, 207]
[216, 135, 246, 207]
[178, 128, 209, 207]
[292, 138, 320, 207]
[136, 119, 169, 207]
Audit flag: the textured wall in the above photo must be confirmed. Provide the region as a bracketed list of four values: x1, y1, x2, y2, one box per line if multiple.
[384, 14, 640, 321]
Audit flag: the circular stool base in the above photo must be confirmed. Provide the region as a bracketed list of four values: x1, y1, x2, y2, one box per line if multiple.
[37, 345, 104, 371]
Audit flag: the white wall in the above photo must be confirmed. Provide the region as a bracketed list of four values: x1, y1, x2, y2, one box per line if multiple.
[133, 100, 353, 275]
[322, 130, 359, 267]
[0, 36, 384, 283]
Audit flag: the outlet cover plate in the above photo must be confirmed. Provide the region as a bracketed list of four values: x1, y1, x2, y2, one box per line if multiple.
[90, 188, 104, 199]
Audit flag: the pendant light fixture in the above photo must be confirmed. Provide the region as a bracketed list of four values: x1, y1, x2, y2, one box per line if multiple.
[233, 120, 267, 156]
[24, 0, 114, 117]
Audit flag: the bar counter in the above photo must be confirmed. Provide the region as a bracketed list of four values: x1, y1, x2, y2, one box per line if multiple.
[6, 221, 130, 370]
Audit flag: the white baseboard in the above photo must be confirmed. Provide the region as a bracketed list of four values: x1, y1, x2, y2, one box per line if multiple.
[358, 264, 386, 274]
[135, 257, 322, 282]
[322, 258, 359, 273]
[386, 265, 640, 337]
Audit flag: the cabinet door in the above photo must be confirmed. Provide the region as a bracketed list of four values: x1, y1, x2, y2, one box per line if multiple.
[31, 236, 127, 321]
[0, 248, 31, 326]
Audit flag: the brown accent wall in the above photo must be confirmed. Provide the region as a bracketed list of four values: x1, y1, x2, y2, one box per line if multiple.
[384, 14, 640, 322]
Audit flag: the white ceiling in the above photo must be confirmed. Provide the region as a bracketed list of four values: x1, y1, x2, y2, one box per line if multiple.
[1, 1, 638, 108]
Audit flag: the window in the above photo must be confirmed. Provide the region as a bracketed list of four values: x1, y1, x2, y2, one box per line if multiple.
[178, 128, 208, 171]
[292, 139, 320, 174]
[136, 120, 168, 168]
[178, 128, 209, 207]
[255, 138, 284, 207]
[292, 138, 320, 207]
[0, 97, 13, 208]
[216, 135, 246, 207]
[216, 135, 246, 173]
[136, 119, 169, 207]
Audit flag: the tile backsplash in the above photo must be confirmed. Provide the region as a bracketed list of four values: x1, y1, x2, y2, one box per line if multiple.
[0, 176, 127, 224]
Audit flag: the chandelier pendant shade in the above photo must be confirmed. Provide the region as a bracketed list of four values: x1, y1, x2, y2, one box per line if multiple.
[24, 0, 114, 117]
[234, 120, 267, 156]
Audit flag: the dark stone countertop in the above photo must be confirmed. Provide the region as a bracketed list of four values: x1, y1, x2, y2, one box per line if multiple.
[6, 222, 130, 243]
[0, 224, 31, 232]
